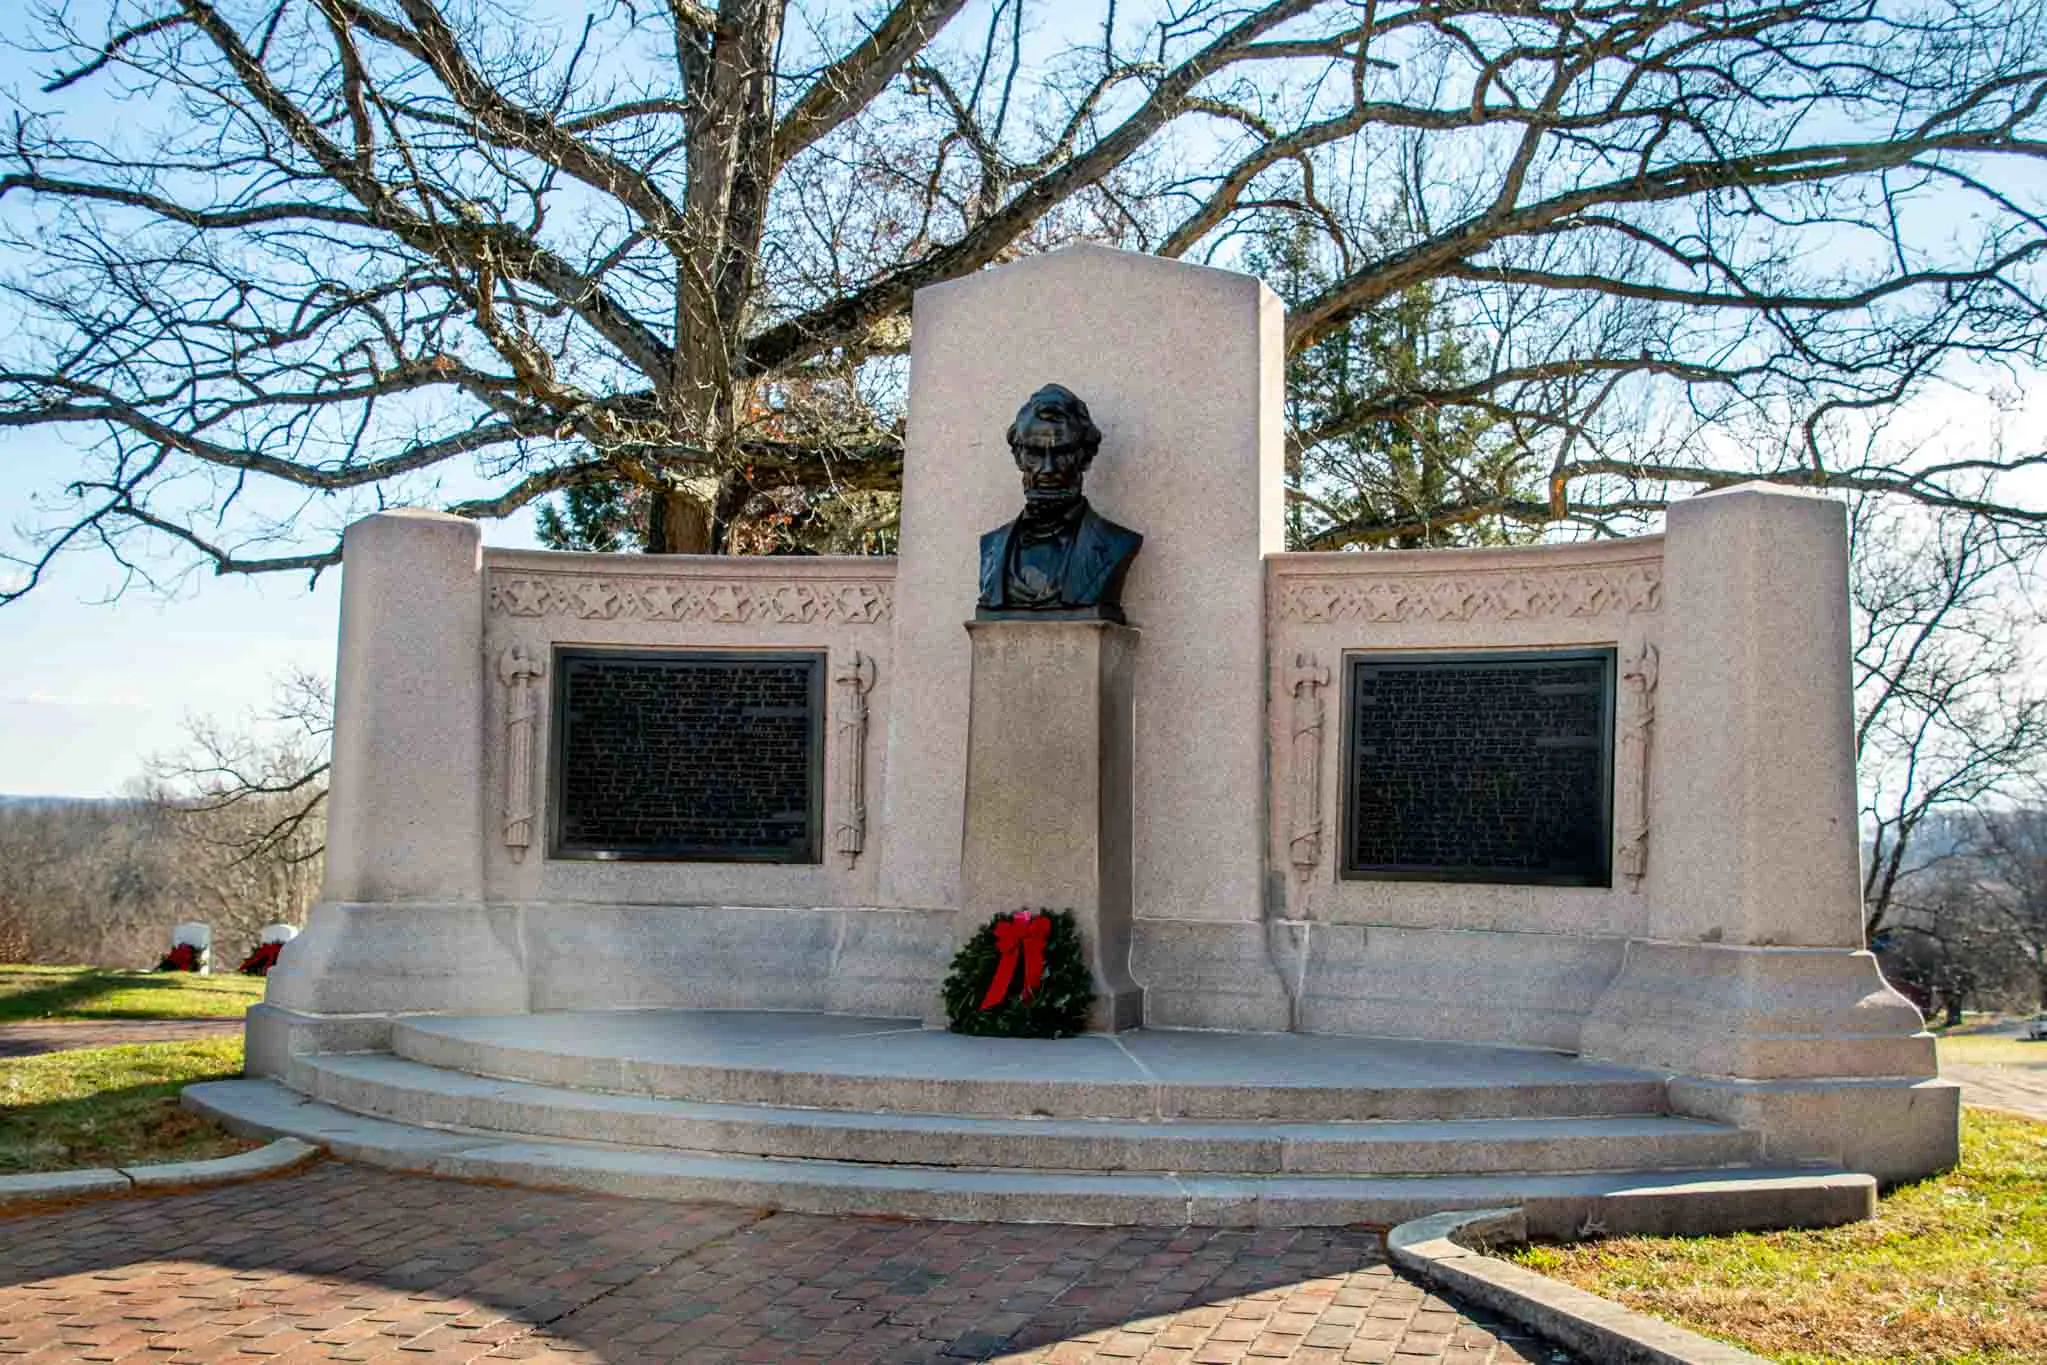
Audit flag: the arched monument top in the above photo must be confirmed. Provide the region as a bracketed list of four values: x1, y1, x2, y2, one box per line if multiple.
[880, 238, 1287, 943]
[915, 240, 1271, 305]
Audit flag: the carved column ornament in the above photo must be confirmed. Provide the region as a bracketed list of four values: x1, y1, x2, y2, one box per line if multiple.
[1618, 642, 1659, 890]
[499, 645, 546, 863]
[833, 651, 878, 869]
[1286, 652, 1332, 884]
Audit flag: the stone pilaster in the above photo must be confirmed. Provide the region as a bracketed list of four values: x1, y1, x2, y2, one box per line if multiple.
[1580, 484, 1954, 1173]
[322, 508, 487, 905]
[262, 509, 525, 1036]
[953, 619, 1143, 1031]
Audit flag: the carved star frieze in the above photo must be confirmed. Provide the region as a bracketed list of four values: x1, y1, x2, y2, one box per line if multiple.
[704, 583, 749, 622]
[1277, 562, 1662, 623]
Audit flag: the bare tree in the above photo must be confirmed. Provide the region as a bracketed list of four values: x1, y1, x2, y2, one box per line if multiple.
[145, 668, 329, 952]
[5, 0, 2047, 583]
[1853, 496, 2047, 938]
[1872, 844, 2040, 1024]
[0, 673, 329, 968]
[0, 797, 195, 965]
[150, 668, 331, 871]
[1975, 808, 2047, 1008]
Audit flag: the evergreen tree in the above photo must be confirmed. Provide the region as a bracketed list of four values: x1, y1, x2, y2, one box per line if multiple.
[1250, 219, 1536, 550]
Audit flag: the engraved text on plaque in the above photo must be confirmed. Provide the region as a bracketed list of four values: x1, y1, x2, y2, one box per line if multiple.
[1341, 650, 1614, 885]
[552, 649, 825, 862]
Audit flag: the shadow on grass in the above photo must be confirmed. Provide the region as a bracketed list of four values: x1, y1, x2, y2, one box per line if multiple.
[0, 1071, 250, 1173]
[0, 970, 143, 1025]
[0, 969, 251, 1026]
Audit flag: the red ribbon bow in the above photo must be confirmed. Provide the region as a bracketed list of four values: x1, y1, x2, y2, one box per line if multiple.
[979, 911, 1051, 1010]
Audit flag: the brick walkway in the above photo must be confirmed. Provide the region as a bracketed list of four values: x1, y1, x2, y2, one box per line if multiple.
[0, 1019, 244, 1058]
[0, 1163, 1566, 1365]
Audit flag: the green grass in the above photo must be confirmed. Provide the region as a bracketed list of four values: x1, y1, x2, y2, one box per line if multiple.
[0, 1037, 252, 1173]
[0, 964, 265, 1023]
[1507, 1109, 2047, 1364]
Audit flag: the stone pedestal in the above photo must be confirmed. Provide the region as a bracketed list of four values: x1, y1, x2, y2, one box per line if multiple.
[1580, 483, 1956, 1175]
[955, 619, 1143, 1031]
[322, 509, 486, 905]
[260, 509, 522, 1053]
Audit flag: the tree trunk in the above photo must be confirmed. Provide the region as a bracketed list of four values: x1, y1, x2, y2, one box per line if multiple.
[710, 470, 750, 553]
[645, 489, 715, 554]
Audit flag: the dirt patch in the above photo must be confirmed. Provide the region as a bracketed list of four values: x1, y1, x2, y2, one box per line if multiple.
[0, 1018, 243, 1058]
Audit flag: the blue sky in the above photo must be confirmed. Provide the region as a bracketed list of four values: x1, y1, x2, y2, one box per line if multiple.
[0, 18, 339, 794]
[0, 414, 547, 795]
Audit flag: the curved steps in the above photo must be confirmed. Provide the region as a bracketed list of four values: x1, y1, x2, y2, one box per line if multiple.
[291, 1052, 1761, 1176]
[388, 1011, 1674, 1122]
[194, 1011, 1879, 1233]
[184, 1078, 1874, 1236]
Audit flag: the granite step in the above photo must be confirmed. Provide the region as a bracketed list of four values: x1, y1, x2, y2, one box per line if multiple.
[183, 1078, 1872, 1235]
[292, 1053, 1761, 1176]
[389, 1011, 1675, 1122]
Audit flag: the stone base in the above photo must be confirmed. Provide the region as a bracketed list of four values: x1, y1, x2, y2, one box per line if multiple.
[1132, 920, 1293, 1032]
[1285, 923, 1626, 1053]
[245, 1002, 395, 1079]
[1668, 1075, 1961, 1184]
[1580, 941, 1936, 1080]
[265, 901, 955, 1025]
[958, 619, 1144, 1031]
[1090, 984, 1146, 1033]
[266, 902, 528, 1017]
[1132, 917, 1626, 1050]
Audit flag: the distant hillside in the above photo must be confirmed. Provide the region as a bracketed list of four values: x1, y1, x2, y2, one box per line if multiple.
[1, 787, 320, 967]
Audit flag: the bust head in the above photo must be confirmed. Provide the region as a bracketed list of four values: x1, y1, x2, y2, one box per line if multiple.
[978, 382, 1142, 621]
[1006, 384, 1102, 514]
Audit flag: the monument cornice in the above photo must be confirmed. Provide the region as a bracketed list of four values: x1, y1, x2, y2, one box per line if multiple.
[483, 551, 897, 626]
[1267, 539, 1663, 623]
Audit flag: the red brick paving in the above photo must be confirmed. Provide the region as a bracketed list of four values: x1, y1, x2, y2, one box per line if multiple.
[0, 1163, 1570, 1364]
[0, 1020, 244, 1058]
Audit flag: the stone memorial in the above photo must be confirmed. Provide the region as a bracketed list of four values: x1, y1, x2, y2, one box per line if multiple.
[955, 383, 1144, 1030]
[213, 243, 1957, 1232]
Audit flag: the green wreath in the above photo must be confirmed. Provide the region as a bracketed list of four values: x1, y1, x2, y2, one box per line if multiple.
[940, 908, 1094, 1038]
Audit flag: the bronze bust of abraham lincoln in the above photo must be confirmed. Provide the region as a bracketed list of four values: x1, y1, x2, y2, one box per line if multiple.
[976, 385, 1143, 623]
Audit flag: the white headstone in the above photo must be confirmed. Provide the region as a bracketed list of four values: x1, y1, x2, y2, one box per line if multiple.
[170, 921, 211, 973]
[259, 923, 299, 945]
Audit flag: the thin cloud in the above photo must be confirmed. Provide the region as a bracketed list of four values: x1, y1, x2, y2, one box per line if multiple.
[0, 692, 154, 709]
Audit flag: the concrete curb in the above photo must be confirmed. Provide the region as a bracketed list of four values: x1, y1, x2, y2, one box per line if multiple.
[1387, 1207, 1769, 1365]
[0, 1139, 320, 1211]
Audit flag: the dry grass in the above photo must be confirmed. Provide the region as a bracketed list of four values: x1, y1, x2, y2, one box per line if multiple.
[1938, 1032, 2047, 1068]
[0, 964, 264, 1023]
[0, 1037, 252, 1173]
[1507, 1110, 2047, 1364]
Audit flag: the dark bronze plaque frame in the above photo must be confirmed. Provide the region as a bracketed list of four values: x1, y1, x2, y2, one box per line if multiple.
[548, 646, 826, 864]
[1338, 648, 1616, 887]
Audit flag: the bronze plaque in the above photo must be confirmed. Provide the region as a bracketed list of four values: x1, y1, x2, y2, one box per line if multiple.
[1342, 650, 1614, 885]
[551, 649, 824, 862]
